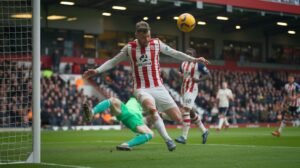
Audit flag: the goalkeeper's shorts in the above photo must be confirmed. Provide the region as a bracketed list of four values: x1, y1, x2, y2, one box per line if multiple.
[116, 103, 144, 133]
[219, 107, 229, 116]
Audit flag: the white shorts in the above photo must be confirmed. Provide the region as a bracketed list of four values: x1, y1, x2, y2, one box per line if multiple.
[134, 85, 177, 112]
[182, 90, 198, 109]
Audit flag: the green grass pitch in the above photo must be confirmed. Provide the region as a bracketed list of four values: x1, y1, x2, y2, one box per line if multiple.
[1, 127, 300, 168]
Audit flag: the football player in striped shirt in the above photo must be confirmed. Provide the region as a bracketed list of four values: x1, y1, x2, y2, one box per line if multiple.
[272, 74, 300, 137]
[83, 21, 209, 151]
[175, 48, 211, 144]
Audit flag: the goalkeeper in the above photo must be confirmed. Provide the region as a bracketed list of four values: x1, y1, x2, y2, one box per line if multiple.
[83, 96, 153, 151]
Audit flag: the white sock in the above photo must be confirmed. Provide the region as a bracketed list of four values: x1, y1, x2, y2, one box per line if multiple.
[218, 118, 224, 129]
[278, 120, 285, 133]
[197, 120, 207, 133]
[224, 117, 229, 126]
[182, 112, 190, 139]
[153, 112, 172, 142]
[296, 119, 300, 127]
[192, 114, 207, 133]
[292, 120, 296, 127]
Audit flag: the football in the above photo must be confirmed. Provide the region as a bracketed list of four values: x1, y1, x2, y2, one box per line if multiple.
[177, 13, 196, 32]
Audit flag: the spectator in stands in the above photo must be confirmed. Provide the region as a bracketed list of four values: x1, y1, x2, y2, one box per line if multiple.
[61, 115, 71, 127]
[72, 63, 81, 74]
[2, 60, 296, 127]
[52, 49, 61, 73]
[0, 61, 32, 128]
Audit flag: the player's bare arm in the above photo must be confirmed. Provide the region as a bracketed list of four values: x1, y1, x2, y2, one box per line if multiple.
[159, 40, 210, 65]
[82, 69, 98, 80]
[195, 57, 210, 65]
[82, 46, 128, 79]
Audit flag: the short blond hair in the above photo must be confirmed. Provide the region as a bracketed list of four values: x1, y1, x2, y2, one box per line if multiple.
[136, 21, 151, 32]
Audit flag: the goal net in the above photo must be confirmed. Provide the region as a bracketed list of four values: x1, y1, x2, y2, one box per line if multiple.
[0, 0, 33, 163]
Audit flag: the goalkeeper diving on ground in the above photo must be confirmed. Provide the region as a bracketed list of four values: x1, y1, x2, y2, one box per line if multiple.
[82, 79, 153, 151]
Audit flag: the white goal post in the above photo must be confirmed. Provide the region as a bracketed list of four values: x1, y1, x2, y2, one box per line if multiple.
[0, 0, 40, 164]
[32, 0, 41, 164]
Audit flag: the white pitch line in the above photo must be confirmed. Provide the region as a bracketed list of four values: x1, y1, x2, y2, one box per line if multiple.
[0, 161, 27, 165]
[0, 162, 92, 168]
[40, 162, 92, 168]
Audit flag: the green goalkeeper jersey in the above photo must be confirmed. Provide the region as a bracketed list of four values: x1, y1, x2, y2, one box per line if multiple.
[125, 97, 143, 119]
[116, 97, 143, 121]
[116, 97, 144, 132]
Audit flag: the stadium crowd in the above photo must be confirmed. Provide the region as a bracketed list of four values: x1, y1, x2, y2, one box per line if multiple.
[61, 64, 299, 126]
[0, 61, 32, 127]
[168, 68, 300, 124]
[1, 61, 299, 127]
[40, 74, 120, 127]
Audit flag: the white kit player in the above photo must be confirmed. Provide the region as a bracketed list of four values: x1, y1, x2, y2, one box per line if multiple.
[216, 81, 234, 131]
[83, 21, 209, 151]
[272, 74, 300, 137]
[175, 48, 211, 144]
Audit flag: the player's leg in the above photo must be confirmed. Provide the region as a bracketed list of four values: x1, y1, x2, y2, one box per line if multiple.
[140, 95, 171, 142]
[175, 106, 191, 144]
[224, 117, 229, 128]
[116, 103, 153, 151]
[293, 109, 300, 126]
[83, 97, 122, 121]
[190, 111, 207, 133]
[163, 106, 182, 123]
[128, 125, 154, 147]
[150, 86, 182, 123]
[272, 111, 287, 137]
[272, 107, 296, 137]
[190, 111, 209, 144]
[272, 116, 286, 137]
[146, 86, 183, 150]
[125, 126, 154, 148]
[223, 108, 230, 129]
[217, 108, 225, 131]
[217, 115, 224, 131]
[181, 107, 191, 140]
[117, 124, 154, 151]
[175, 91, 199, 144]
[136, 90, 176, 151]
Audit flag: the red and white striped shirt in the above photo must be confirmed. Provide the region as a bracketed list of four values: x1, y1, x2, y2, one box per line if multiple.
[95, 38, 197, 89]
[127, 39, 162, 89]
[284, 82, 300, 107]
[180, 61, 209, 94]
